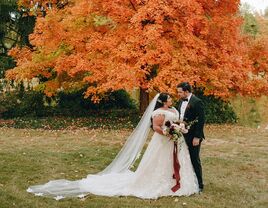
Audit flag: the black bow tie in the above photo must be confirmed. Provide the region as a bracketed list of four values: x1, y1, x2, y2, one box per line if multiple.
[182, 98, 188, 102]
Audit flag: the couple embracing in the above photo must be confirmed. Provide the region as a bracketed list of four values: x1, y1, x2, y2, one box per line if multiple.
[28, 82, 205, 200]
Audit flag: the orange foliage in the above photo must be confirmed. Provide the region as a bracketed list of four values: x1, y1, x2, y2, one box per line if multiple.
[6, 0, 268, 101]
[245, 16, 268, 95]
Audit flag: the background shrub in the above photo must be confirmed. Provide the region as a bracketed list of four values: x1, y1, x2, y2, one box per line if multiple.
[0, 86, 237, 125]
[0, 89, 137, 118]
[194, 89, 237, 124]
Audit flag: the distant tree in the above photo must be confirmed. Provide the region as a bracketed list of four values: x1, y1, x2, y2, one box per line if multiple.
[264, 7, 268, 18]
[240, 2, 254, 16]
[0, 0, 35, 51]
[0, 0, 35, 78]
[240, 2, 259, 37]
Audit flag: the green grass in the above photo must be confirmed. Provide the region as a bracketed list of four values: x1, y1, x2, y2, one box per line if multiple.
[0, 125, 267, 208]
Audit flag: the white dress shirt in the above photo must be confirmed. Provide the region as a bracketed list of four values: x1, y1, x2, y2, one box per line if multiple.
[179, 93, 192, 120]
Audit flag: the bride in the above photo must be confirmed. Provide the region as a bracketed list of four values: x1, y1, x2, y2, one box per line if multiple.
[27, 93, 199, 200]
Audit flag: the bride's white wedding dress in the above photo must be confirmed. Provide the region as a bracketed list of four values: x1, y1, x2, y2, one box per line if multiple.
[27, 94, 199, 200]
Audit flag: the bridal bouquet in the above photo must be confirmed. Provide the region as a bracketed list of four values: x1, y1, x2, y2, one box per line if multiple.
[163, 119, 198, 143]
[163, 121, 188, 144]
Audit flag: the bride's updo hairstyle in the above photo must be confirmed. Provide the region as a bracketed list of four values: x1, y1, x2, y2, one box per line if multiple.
[154, 93, 170, 110]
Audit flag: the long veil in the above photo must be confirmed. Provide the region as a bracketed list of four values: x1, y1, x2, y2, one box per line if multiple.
[27, 93, 160, 199]
[97, 93, 159, 175]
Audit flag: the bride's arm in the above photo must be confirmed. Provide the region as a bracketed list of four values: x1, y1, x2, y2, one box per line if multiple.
[152, 115, 165, 135]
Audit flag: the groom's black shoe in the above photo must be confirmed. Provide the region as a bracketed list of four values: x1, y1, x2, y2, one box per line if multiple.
[198, 188, 203, 194]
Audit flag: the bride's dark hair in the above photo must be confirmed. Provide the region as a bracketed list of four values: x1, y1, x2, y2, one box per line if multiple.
[154, 93, 171, 110]
[150, 93, 171, 129]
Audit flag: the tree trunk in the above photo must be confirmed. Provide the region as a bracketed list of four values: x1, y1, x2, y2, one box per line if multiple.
[139, 88, 149, 114]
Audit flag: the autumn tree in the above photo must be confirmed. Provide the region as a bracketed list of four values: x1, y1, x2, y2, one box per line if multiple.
[246, 15, 268, 89]
[6, 0, 268, 112]
[238, 3, 268, 93]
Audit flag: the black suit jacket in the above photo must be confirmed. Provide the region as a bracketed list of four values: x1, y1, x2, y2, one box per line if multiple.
[176, 95, 205, 143]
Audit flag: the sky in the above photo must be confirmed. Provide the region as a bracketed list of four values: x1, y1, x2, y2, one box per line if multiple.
[241, 0, 268, 13]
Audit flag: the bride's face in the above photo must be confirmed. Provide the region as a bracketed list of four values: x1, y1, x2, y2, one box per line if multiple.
[165, 97, 173, 107]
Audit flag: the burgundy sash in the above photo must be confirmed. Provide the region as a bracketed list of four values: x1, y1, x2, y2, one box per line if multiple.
[171, 142, 181, 192]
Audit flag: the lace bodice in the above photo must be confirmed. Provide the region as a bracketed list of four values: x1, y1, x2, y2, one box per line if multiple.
[151, 107, 179, 126]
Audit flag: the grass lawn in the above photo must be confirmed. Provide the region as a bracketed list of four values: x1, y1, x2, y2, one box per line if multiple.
[0, 124, 267, 208]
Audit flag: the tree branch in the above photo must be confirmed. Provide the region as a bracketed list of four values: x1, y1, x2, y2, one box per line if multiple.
[3, 36, 17, 42]
[4, 23, 21, 36]
[129, 0, 137, 11]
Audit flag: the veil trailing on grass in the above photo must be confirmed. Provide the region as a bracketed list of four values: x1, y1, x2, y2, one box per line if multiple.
[27, 93, 160, 199]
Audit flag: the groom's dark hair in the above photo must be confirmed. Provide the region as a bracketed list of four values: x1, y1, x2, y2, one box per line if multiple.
[177, 82, 192, 92]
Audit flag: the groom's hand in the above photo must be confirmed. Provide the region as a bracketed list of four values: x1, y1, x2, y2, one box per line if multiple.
[192, 138, 200, 146]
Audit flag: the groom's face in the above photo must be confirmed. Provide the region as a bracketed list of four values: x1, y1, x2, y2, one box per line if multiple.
[177, 87, 188, 99]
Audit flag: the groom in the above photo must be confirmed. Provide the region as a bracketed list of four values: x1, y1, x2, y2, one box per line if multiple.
[176, 82, 205, 192]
